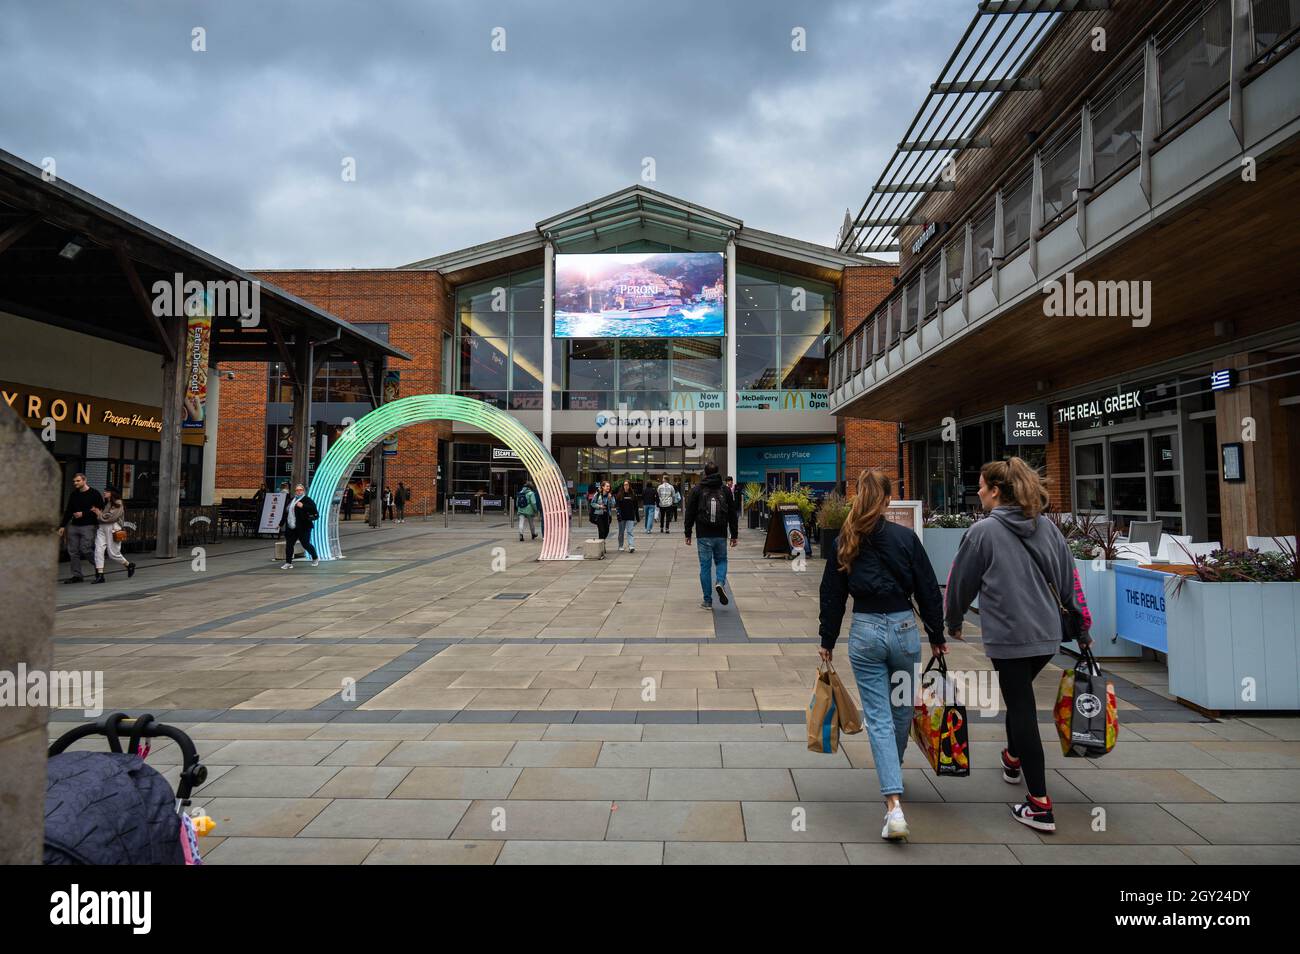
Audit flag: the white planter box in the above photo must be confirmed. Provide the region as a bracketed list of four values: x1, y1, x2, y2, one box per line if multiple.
[1073, 557, 1145, 659]
[1167, 578, 1300, 711]
[922, 527, 968, 586]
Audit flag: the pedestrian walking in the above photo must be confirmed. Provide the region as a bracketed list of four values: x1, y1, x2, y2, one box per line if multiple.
[383, 486, 395, 521]
[725, 476, 742, 515]
[516, 480, 540, 541]
[616, 479, 639, 552]
[342, 485, 355, 521]
[945, 457, 1093, 834]
[280, 483, 320, 569]
[396, 482, 407, 523]
[90, 486, 136, 584]
[683, 462, 737, 609]
[818, 468, 944, 841]
[656, 474, 675, 533]
[58, 472, 103, 584]
[589, 480, 614, 541]
[642, 480, 657, 534]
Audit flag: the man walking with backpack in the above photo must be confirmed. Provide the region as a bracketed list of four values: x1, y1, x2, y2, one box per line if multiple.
[683, 461, 738, 610]
[657, 475, 675, 533]
[395, 481, 408, 523]
[516, 480, 539, 542]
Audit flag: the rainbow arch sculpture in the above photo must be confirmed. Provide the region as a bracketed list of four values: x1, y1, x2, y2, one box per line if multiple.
[306, 395, 569, 561]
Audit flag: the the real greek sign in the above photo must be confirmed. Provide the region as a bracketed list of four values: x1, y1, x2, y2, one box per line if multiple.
[1003, 404, 1049, 445]
[1055, 389, 1143, 424]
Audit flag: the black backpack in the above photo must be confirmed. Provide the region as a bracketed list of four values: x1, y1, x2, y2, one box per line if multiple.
[699, 484, 728, 530]
[516, 489, 530, 511]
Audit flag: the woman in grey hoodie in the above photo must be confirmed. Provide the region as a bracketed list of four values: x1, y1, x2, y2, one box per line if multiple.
[944, 457, 1091, 833]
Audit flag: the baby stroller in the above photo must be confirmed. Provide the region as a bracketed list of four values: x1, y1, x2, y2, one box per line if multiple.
[46, 712, 210, 865]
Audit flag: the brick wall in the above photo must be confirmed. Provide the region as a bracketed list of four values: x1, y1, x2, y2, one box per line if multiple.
[1045, 420, 1072, 515]
[840, 263, 900, 495]
[215, 270, 452, 512]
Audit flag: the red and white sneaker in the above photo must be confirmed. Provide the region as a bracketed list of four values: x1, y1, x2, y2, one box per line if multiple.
[1011, 795, 1055, 832]
[1001, 749, 1022, 785]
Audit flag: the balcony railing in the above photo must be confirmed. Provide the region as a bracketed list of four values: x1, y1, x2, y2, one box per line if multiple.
[830, 0, 1297, 402]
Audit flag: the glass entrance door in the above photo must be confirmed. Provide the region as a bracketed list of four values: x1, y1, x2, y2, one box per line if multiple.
[766, 470, 800, 492]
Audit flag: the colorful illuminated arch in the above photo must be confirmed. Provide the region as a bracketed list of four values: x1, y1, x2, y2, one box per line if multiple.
[306, 395, 569, 561]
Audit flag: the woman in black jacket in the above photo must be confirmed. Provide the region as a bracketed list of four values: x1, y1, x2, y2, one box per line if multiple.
[615, 480, 640, 552]
[819, 468, 945, 841]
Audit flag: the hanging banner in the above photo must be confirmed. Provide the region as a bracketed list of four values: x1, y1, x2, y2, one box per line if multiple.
[182, 313, 212, 429]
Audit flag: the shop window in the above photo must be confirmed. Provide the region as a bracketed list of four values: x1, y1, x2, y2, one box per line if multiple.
[1253, 0, 1300, 59]
[460, 337, 509, 391]
[780, 335, 827, 389]
[1002, 175, 1033, 255]
[510, 337, 544, 391]
[1092, 70, 1143, 185]
[944, 240, 963, 301]
[903, 279, 919, 335]
[736, 336, 778, 391]
[1041, 130, 1081, 222]
[971, 208, 996, 280]
[1159, 0, 1232, 133]
[923, 257, 940, 318]
[671, 338, 723, 390]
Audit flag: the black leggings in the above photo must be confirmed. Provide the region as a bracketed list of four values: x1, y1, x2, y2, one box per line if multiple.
[991, 654, 1054, 799]
[594, 514, 610, 540]
[285, 526, 318, 564]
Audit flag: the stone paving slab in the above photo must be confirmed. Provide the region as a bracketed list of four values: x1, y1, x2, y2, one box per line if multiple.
[48, 522, 1300, 864]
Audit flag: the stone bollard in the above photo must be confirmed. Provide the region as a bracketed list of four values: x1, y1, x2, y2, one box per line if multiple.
[0, 402, 60, 863]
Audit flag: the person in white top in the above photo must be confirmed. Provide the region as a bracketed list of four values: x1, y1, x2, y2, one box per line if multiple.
[657, 476, 675, 533]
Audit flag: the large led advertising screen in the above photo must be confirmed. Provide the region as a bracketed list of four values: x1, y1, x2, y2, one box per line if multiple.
[554, 252, 725, 338]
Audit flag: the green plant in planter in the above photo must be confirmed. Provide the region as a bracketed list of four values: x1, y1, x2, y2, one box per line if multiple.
[1186, 546, 1299, 583]
[742, 482, 765, 511]
[923, 511, 976, 529]
[816, 491, 851, 531]
[767, 486, 815, 521]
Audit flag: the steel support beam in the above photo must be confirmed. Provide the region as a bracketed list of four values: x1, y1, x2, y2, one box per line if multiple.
[932, 77, 1040, 94]
[898, 136, 992, 152]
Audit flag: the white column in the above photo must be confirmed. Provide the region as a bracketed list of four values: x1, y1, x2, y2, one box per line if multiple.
[543, 239, 554, 452]
[201, 367, 219, 504]
[725, 236, 737, 481]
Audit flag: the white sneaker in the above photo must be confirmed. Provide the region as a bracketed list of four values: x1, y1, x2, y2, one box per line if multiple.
[629, 547, 635, 553]
[881, 807, 909, 841]
[618, 545, 624, 551]
[281, 563, 293, 570]
[311, 560, 320, 567]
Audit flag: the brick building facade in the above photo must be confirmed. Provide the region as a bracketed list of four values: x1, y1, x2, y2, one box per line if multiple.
[215, 270, 453, 512]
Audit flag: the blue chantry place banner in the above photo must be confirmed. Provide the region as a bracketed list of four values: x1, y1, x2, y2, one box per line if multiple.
[1114, 564, 1170, 653]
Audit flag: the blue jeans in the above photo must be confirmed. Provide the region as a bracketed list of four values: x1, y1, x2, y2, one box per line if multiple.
[846, 610, 922, 797]
[696, 537, 728, 603]
[618, 520, 635, 549]
[644, 505, 656, 532]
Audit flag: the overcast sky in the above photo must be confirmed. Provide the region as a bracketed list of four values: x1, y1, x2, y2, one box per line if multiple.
[1, 0, 973, 268]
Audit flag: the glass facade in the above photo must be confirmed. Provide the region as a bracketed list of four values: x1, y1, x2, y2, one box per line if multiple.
[452, 260, 835, 412]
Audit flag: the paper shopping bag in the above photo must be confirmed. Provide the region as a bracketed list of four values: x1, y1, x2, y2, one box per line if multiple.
[807, 667, 841, 753]
[910, 655, 970, 777]
[1054, 647, 1119, 758]
[826, 664, 863, 735]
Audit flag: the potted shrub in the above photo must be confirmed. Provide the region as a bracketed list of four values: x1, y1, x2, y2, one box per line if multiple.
[1067, 515, 1145, 659]
[921, 510, 977, 584]
[816, 491, 850, 559]
[743, 482, 765, 530]
[1166, 544, 1300, 712]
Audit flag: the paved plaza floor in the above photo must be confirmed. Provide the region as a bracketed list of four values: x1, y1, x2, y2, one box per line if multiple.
[48, 517, 1300, 864]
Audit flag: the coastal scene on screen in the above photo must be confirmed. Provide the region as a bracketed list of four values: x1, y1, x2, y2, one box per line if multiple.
[554, 252, 725, 338]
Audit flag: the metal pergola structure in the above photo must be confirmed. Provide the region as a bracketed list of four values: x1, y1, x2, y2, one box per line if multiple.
[837, 0, 1112, 256]
[0, 148, 409, 555]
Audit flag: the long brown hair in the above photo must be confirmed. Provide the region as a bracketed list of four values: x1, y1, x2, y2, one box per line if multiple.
[981, 456, 1049, 518]
[836, 468, 892, 574]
